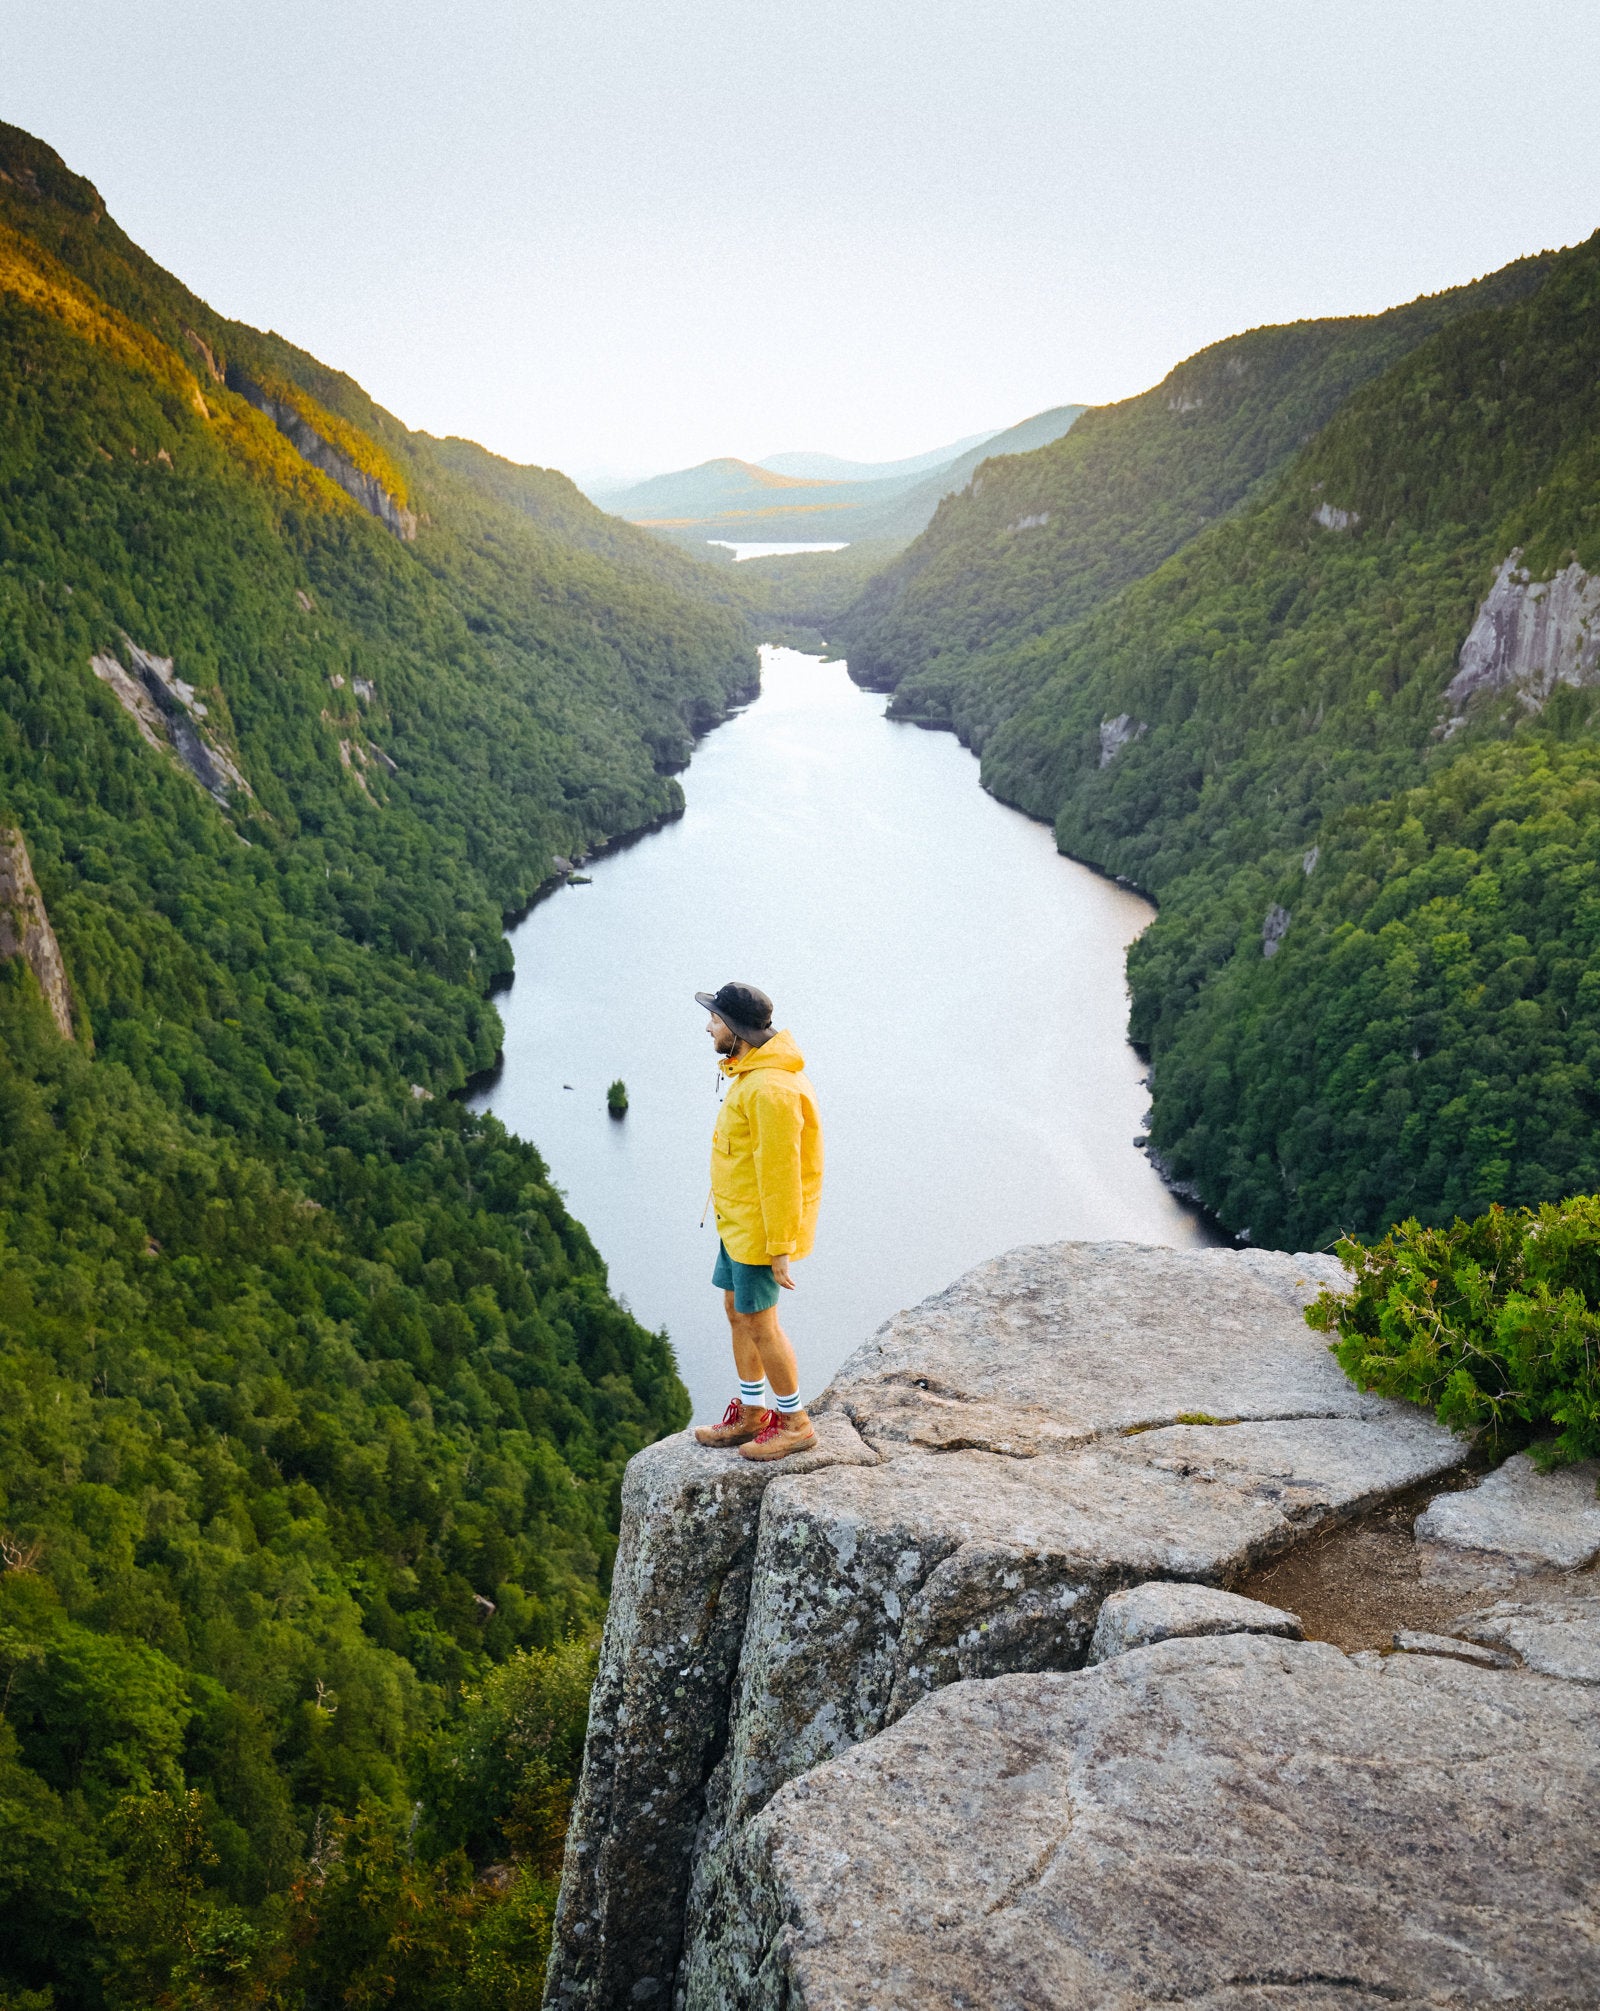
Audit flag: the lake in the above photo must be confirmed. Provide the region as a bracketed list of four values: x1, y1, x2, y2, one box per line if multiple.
[708, 540, 850, 560]
[470, 647, 1213, 1423]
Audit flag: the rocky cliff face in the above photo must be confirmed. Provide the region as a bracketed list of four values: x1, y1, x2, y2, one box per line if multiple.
[1444, 548, 1600, 712]
[90, 642, 251, 807]
[544, 1242, 1486, 2010]
[0, 825, 75, 1038]
[231, 373, 418, 540]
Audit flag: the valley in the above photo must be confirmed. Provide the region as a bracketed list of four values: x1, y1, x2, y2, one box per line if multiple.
[2, 96, 1600, 2011]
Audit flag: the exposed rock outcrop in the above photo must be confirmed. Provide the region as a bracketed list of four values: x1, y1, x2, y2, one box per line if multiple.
[181, 325, 224, 384]
[1414, 1450, 1600, 1584]
[1444, 548, 1600, 711]
[230, 372, 417, 540]
[91, 642, 250, 807]
[545, 1416, 877, 2008]
[1097, 713, 1146, 768]
[545, 1243, 1471, 2009]
[0, 826, 75, 1038]
[698, 1635, 1600, 2009]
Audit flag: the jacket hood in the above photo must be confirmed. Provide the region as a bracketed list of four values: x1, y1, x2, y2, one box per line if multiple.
[721, 1027, 804, 1077]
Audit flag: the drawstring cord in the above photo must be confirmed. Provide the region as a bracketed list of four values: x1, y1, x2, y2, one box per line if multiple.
[702, 1065, 727, 1227]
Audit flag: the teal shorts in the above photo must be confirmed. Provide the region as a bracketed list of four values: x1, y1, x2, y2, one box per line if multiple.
[713, 1239, 780, 1314]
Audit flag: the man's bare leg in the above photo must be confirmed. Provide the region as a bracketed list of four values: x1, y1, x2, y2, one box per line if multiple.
[732, 1298, 815, 1459]
[728, 1297, 799, 1400]
[694, 1292, 779, 1444]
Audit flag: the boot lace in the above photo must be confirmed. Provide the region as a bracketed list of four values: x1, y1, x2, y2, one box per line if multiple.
[752, 1409, 785, 1443]
[716, 1398, 743, 1427]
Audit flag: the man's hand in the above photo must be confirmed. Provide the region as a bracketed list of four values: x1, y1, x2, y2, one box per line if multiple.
[771, 1253, 796, 1291]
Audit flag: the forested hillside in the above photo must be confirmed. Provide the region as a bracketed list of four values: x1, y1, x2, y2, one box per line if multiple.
[0, 122, 756, 2006]
[836, 255, 1551, 743]
[856, 228, 1600, 1253]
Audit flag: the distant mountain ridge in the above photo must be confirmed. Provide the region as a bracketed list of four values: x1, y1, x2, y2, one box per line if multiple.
[757, 430, 1001, 482]
[597, 406, 1085, 551]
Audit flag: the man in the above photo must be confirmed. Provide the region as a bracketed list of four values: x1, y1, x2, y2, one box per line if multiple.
[691, 981, 823, 1461]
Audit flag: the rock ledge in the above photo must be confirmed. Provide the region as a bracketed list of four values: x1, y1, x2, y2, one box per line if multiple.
[544, 1242, 1475, 2009]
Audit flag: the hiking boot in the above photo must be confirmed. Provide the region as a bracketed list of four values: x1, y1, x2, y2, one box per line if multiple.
[694, 1399, 767, 1447]
[739, 1408, 818, 1462]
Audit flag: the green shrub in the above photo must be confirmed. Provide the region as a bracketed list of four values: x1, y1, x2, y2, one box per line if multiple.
[1307, 1197, 1600, 1468]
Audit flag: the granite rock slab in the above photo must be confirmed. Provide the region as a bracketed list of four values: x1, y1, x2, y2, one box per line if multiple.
[819, 1242, 1363, 1447]
[1389, 1628, 1515, 1668]
[1452, 1585, 1600, 1684]
[1415, 1451, 1600, 1584]
[706, 1410, 1457, 1834]
[1087, 1581, 1301, 1663]
[544, 1243, 1468, 2010]
[691, 1634, 1600, 2010]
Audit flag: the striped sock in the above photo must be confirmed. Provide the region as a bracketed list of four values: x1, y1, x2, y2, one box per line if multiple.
[773, 1387, 802, 1415]
[739, 1377, 766, 1408]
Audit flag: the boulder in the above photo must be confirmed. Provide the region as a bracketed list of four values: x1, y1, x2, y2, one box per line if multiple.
[1086, 1581, 1301, 1663]
[1415, 1452, 1600, 1584]
[693, 1634, 1600, 2010]
[545, 1244, 1466, 2010]
[1452, 1586, 1600, 1685]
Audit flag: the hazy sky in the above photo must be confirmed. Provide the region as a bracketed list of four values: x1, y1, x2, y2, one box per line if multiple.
[8, 1, 1600, 482]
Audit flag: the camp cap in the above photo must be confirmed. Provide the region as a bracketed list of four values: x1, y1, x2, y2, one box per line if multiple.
[695, 981, 774, 1045]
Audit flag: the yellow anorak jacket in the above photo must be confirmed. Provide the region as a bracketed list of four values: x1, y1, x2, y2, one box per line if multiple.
[711, 1028, 823, 1265]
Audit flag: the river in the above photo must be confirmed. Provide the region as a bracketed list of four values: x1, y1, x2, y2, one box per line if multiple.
[469, 647, 1213, 1423]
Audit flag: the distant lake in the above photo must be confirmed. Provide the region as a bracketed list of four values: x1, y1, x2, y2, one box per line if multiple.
[709, 540, 850, 560]
[471, 649, 1213, 1423]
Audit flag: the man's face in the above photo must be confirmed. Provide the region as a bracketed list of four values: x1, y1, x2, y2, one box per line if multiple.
[707, 1013, 740, 1056]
